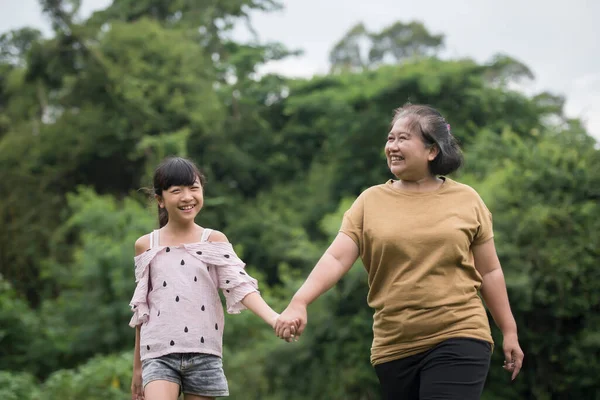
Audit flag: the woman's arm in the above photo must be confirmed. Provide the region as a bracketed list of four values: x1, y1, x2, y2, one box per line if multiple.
[274, 233, 359, 338]
[473, 239, 516, 335]
[473, 238, 524, 380]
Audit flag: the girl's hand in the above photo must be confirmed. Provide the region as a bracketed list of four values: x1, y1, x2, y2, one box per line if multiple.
[275, 301, 307, 340]
[502, 332, 524, 380]
[272, 314, 300, 342]
[131, 368, 144, 400]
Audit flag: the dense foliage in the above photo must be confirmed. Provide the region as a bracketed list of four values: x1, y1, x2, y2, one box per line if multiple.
[1, 1, 598, 398]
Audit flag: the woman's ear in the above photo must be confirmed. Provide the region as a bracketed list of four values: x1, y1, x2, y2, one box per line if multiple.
[428, 144, 440, 161]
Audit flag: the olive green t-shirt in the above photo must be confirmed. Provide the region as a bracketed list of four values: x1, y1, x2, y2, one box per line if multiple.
[340, 178, 494, 366]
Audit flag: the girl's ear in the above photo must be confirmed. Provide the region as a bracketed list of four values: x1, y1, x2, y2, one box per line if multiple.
[155, 195, 165, 208]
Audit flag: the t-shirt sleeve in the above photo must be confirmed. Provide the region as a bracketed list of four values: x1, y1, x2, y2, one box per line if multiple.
[473, 192, 494, 245]
[339, 193, 365, 249]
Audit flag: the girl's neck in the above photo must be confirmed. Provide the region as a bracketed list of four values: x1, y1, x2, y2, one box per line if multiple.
[161, 221, 200, 236]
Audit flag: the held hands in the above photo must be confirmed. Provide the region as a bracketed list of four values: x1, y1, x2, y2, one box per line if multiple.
[274, 300, 307, 342]
[502, 332, 524, 380]
[131, 368, 144, 400]
[273, 316, 300, 342]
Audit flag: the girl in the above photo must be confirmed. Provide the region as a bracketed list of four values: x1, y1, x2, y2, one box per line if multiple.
[129, 157, 295, 400]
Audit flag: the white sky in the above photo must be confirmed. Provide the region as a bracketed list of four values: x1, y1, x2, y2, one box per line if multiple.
[1, 0, 599, 140]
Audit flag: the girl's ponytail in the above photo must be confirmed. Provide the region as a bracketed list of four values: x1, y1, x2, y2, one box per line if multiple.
[158, 205, 169, 228]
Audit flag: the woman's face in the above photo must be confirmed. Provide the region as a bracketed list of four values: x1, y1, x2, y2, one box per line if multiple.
[385, 116, 438, 180]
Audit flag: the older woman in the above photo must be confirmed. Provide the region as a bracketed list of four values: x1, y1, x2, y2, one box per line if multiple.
[275, 104, 524, 400]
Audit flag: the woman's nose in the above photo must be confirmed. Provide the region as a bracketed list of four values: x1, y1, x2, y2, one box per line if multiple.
[387, 140, 399, 151]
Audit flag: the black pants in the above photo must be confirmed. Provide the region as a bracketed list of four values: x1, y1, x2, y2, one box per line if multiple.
[374, 338, 492, 400]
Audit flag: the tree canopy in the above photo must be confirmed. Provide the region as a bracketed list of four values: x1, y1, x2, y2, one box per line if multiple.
[0, 2, 598, 399]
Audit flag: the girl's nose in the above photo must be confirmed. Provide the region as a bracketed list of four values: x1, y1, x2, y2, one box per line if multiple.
[181, 189, 193, 200]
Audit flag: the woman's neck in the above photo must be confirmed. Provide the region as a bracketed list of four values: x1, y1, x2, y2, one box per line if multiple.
[394, 175, 443, 192]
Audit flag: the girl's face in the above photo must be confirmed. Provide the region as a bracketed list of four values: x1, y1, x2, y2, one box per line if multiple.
[385, 116, 438, 180]
[157, 176, 204, 224]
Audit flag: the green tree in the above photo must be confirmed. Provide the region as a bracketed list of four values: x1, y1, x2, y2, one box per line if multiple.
[329, 20, 444, 73]
[369, 21, 444, 65]
[40, 188, 155, 370]
[1, 4, 599, 398]
[463, 127, 600, 399]
[329, 23, 369, 73]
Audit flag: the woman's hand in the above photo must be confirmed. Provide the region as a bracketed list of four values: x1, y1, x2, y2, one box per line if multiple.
[502, 332, 524, 380]
[274, 300, 308, 340]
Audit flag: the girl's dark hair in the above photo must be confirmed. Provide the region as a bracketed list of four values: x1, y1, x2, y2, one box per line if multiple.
[153, 157, 206, 228]
[391, 104, 463, 175]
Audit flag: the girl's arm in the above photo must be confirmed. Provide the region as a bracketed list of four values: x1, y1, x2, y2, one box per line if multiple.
[131, 235, 150, 397]
[133, 325, 142, 371]
[206, 230, 292, 330]
[131, 325, 144, 399]
[132, 234, 150, 369]
[241, 292, 280, 327]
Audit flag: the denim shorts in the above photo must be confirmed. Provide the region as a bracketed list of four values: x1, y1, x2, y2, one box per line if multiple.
[142, 353, 229, 397]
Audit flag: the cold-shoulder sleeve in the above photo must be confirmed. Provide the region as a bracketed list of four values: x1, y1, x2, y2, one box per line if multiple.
[189, 242, 259, 314]
[128, 249, 157, 327]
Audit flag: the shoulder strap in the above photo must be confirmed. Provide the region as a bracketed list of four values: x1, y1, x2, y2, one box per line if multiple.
[200, 228, 213, 243]
[150, 229, 160, 248]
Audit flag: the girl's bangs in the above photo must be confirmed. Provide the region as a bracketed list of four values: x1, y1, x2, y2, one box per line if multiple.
[156, 159, 199, 190]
